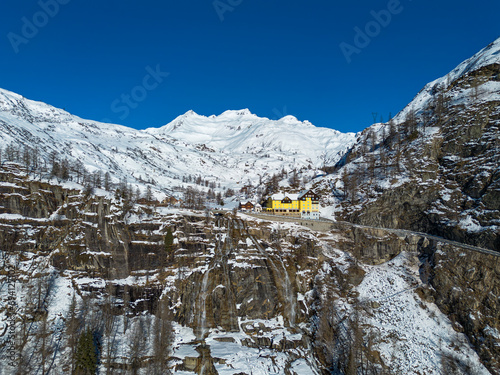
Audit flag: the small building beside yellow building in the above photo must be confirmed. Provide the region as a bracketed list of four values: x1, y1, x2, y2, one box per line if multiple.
[264, 190, 320, 219]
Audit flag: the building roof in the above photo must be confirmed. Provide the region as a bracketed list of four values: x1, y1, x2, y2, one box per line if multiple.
[297, 190, 309, 199]
[271, 193, 299, 201]
[298, 189, 319, 199]
[268, 190, 320, 202]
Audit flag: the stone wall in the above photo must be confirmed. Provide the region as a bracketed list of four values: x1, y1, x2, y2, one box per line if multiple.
[246, 213, 335, 232]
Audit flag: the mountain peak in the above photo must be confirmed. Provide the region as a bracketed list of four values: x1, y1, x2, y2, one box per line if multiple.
[0, 87, 75, 123]
[184, 109, 198, 116]
[394, 37, 500, 123]
[218, 109, 254, 117]
[445, 36, 500, 82]
[278, 115, 299, 123]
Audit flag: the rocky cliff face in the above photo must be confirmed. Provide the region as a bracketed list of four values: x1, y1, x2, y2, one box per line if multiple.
[317, 41, 500, 253]
[0, 164, 322, 373]
[1, 164, 497, 374]
[425, 241, 500, 373]
[333, 221, 500, 374]
[338, 78, 500, 249]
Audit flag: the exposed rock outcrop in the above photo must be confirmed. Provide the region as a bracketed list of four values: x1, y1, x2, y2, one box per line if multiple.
[321, 49, 500, 253]
[1, 165, 498, 374]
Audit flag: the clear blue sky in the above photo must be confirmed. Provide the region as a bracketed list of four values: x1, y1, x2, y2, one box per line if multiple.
[0, 1, 498, 133]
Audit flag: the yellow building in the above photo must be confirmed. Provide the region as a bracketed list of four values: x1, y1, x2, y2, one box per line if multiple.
[265, 190, 320, 219]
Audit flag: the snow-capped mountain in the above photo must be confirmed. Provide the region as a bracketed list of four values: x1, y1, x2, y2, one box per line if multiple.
[0, 88, 355, 199]
[317, 37, 500, 251]
[394, 36, 500, 122]
[147, 109, 352, 159]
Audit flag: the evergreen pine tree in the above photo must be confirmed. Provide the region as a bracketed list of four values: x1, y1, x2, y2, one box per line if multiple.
[74, 328, 97, 375]
[66, 293, 80, 373]
[164, 228, 174, 255]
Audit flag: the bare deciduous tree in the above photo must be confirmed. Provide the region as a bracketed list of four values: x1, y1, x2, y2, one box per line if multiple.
[103, 284, 118, 375]
[151, 298, 174, 374]
[128, 317, 147, 375]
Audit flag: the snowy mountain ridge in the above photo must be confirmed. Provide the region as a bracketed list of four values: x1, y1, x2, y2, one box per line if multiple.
[316, 37, 500, 252]
[395, 36, 500, 122]
[0, 87, 355, 200]
[146, 107, 351, 157]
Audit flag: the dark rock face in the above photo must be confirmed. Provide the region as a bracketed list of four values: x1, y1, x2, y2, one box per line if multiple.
[0, 165, 322, 372]
[0, 170, 79, 219]
[427, 242, 500, 373]
[329, 221, 500, 374]
[170, 218, 305, 332]
[331, 63, 500, 252]
[334, 223, 415, 265]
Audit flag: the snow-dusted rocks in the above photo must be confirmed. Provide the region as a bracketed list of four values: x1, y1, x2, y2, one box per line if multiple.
[316, 37, 500, 251]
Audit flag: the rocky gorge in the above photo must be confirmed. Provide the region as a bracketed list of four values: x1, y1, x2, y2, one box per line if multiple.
[0, 164, 498, 374]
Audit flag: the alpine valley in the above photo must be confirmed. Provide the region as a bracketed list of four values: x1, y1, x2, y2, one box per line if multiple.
[0, 38, 499, 374]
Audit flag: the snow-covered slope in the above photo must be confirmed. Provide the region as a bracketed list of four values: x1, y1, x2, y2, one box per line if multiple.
[395, 36, 500, 122]
[0, 88, 355, 199]
[315, 36, 500, 251]
[146, 109, 353, 161]
[356, 252, 489, 375]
